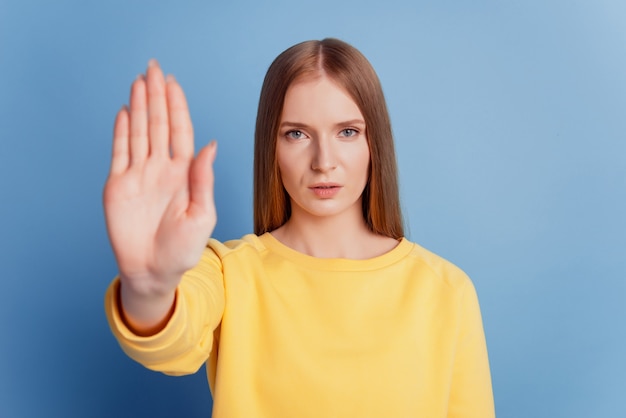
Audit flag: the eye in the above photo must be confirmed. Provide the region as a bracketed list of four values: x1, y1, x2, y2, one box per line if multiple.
[286, 130, 307, 140]
[340, 128, 359, 138]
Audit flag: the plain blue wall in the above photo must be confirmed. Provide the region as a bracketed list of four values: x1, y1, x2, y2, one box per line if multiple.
[1, 0, 624, 417]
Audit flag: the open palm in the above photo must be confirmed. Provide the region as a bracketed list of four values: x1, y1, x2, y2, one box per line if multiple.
[103, 60, 217, 297]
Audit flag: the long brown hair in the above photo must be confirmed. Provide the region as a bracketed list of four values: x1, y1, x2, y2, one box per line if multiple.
[253, 38, 404, 239]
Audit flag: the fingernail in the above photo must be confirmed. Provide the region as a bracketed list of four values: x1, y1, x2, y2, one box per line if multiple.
[148, 58, 158, 67]
[136, 73, 145, 81]
[166, 74, 176, 83]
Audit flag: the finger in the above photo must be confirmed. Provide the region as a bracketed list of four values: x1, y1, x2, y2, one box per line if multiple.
[146, 59, 169, 158]
[166, 75, 194, 160]
[110, 106, 130, 175]
[188, 141, 217, 218]
[129, 75, 149, 165]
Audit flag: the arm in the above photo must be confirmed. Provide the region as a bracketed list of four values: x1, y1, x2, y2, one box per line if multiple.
[105, 245, 225, 375]
[448, 281, 495, 418]
[103, 59, 218, 336]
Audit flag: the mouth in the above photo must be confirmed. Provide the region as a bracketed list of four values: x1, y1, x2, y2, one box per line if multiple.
[308, 183, 342, 198]
[309, 183, 341, 190]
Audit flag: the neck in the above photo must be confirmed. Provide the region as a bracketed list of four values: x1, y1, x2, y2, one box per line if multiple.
[271, 205, 397, 259]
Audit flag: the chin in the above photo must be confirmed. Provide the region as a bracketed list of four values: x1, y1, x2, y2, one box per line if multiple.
[292, 199, 362, 220]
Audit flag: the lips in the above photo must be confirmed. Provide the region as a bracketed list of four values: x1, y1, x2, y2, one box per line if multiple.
[309, 183, 342, 198]
[309, 183, 341, 189]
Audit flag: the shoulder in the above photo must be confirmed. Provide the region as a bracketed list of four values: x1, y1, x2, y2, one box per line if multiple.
[206, 233, 268, 260]
[402, 239, 473, 291]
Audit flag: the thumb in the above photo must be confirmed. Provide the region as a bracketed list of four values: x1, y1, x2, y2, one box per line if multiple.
[188, 141, 217, 218]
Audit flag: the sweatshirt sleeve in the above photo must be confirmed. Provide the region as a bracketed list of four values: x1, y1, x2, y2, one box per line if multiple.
[447, 280, 495, 418]
[104, 246, 225, 376]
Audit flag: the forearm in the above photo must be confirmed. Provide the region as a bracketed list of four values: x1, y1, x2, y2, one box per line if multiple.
[118, 280, 178, 337]
[105, 276, 221, 374]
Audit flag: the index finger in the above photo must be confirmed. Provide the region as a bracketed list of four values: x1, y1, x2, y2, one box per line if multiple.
[166, 75, 194, 160]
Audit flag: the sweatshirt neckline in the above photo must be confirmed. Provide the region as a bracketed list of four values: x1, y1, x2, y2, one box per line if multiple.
[258, 232, 414, 272]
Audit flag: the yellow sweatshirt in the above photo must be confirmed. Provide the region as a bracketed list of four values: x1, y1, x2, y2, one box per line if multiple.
[105, 233, 494, 417]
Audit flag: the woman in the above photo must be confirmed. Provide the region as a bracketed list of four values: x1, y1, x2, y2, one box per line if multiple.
[104, 38, 495, 417]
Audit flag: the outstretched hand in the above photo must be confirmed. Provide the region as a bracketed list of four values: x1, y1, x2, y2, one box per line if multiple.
[104, 60, 217, 302]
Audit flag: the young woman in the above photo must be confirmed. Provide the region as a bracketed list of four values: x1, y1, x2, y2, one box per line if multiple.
[104, 38, 495, 417]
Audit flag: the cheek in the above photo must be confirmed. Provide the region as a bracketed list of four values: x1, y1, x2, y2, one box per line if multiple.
[276, 151, 295, 186]
[276, 145, 286, 175]
[352, 144, 371, 177]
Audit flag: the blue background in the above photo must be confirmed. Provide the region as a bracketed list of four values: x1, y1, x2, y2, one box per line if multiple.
[1, 0, 624, 416]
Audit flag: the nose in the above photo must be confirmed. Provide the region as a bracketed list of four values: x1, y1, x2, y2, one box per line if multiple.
[311, 136, 336, 172]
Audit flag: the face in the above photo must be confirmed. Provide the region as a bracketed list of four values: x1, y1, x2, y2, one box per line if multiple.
[277, 75, 370, 222]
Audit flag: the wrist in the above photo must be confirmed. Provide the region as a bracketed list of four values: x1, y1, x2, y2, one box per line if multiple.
[118, 279, 177, 336]
[118, 270, 180, 298]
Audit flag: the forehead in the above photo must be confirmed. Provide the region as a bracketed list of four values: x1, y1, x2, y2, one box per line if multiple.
[281, 75, 364, 123]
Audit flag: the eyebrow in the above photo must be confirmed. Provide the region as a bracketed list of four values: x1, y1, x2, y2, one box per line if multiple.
[280, 119, 366, 129]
